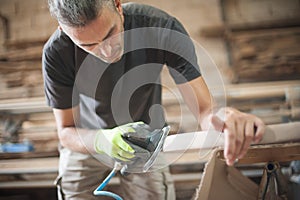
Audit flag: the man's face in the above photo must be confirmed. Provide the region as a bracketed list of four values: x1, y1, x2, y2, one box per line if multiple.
[60, 4, 124, 63]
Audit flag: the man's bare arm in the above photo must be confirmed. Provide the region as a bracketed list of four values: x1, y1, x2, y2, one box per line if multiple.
[53, 106, 96, 154]
[177, 76, 265, 165]
[177, 76, 214, 130]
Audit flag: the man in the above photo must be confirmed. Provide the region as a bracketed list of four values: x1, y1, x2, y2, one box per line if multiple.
[43, 0, 265, 199]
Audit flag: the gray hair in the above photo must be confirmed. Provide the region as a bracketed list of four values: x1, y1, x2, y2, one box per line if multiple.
[48, 0, 114, 27]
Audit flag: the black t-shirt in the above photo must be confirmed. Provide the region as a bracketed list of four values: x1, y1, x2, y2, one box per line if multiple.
[42, 3, 201, 129]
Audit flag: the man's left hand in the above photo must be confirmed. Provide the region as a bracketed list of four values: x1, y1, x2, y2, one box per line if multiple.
[210, 107, 265, 166]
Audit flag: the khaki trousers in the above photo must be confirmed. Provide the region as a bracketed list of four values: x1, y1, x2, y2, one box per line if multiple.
[55, 147, 175, 200]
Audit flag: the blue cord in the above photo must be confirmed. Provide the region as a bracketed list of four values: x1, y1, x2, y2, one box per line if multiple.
[93, 165, 123, 200]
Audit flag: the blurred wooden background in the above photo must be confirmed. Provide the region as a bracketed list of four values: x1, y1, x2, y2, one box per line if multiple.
[0, 0, 299, 199]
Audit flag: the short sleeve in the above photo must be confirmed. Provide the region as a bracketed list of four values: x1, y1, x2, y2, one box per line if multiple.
[122, 3, 201, 84]
[42, 36, 79, 109]
[164, 17, 201, 84]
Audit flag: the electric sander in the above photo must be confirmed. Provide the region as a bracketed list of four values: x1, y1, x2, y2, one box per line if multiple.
[120, 123, 170, 173]
[93, 123, 170, 199]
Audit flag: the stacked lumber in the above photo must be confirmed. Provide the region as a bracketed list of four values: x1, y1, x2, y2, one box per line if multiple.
[221, 0, 300, 31]
[194, 0, 300, 125]
[0, 0, 57, 100]
[0, 0, 58, 158]
[0, 100, 58, 159]
[162, 80, 300, 125]
[219, 0, 300, 83]
[0, 41, 45, 100]
[0, 40, 58, 159]
[0, 3, 60, 196]
[225, 80, 300, 124]
[228, 28, 300, 83]
[222, 1, 300, 124]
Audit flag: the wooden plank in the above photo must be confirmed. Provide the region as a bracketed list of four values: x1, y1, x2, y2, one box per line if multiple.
[3, 38, 48, 50]
[217, 142, 300, 164]
[0, 86, 45, 101]
[0, 46, 43, 61]
[163, 122, 300, 152]
[5, 70, 43, 88]
[22, 120, 56, 129]
[0, 157, 58, 174]
[26, 112, 55, 121]
[0, 97, 50, 113]
[0, 151, 207, 176]
[199, 25, 226, 38]
[0, 178, 119, 189]
[0, 61, 41, 72]
[0, 173, 202, 189]
[163, 80, 300, 102]
[227, 27, 300, 83]
[0, 151, 58, 160]
[221, 0, 300, 30]
[0, 180, 56, 189]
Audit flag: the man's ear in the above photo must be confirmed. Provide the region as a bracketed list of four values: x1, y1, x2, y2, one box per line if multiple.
[114, 0, 123, 15]
[113, 0, 124, 23]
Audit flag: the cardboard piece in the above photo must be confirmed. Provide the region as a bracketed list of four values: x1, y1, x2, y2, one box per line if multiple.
[193, 149, 259, 200]
[190, 129, 300, 199]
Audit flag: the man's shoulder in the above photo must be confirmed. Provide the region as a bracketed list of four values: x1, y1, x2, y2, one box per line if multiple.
[43, 29, 74, 56]
[123, 3, 170, 18]
[122, 3, 174, 27]
[42, 29, 77, 74]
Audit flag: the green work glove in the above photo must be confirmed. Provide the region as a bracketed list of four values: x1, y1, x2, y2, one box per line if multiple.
[94, 122, 144, 161]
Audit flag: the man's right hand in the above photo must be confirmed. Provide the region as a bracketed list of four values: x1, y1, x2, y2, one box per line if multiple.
[94, 122, 145, 161]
